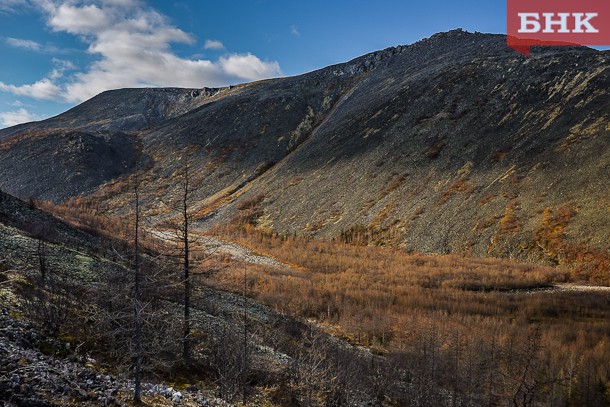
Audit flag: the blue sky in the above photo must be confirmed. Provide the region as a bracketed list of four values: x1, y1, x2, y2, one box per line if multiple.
[0, 0, 507, 128]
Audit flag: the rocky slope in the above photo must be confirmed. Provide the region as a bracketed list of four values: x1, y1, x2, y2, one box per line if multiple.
[0, 190, 395, 406]
[0, 29, 608, 270]
[0, 311, 240, 407]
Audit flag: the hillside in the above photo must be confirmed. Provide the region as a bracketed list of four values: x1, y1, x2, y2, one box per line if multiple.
[0, 189, 373, 406]
[3, 184, 610, 406]
[0, 29, 608, 273]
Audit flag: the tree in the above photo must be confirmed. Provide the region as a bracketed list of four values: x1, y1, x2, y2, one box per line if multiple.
[242, 264, 249, 405]
[158, 160, 210, 363]
[84, 206, 176, 391]
[210, 265, 251, 404]
[180, 163, 192, 362]
[325, 343, 370, 406]
[36, 239, 47, 283]
[18, 221, 76, 335]
[156, 162, 197, 362]
[213, 323, 248, 402]
[499, 326, 559, 407]
[132, 176, 144, 403]
[289, 327, 333, 406]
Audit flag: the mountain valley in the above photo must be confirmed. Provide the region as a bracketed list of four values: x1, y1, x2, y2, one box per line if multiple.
[1, 30, 610, 406]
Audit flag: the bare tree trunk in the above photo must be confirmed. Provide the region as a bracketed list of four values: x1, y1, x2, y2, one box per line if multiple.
[242, 265, 248, 405]
[182, 164, 191, 362]
[37, 240, 47, 283]
[133, 181, 143, 403]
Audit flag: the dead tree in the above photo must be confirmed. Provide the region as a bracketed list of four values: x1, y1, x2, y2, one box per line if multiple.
[181, 163, 192, 362]
[17, 222, 75, 335]
[289, 327, 333, 406]
[213, 323, 248, 402]
[133, 177, 144, 403]
[242, 265, 249, 405]
[157, 160, 209, 363]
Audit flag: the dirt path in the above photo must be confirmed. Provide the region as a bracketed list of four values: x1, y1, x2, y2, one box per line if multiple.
[150, 229, 296, 271]
[553, 284, 610, 293]
[517, 284, 610, 295]
[198, 235, 294, 270]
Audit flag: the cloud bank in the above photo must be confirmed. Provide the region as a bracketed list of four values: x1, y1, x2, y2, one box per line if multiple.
[0, 78, 61, 100]
[1, 0, 282, 104]
[0, 108, 42, 127]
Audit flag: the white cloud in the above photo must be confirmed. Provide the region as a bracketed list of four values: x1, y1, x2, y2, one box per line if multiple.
[204, 39, 225, 50]
[219, 54, 282, 82]
[49, 58, 76, 79]
[0, 0, 29, 13]
[49, 3, 111, 35]
[0, 78, 61, 100]
[291, 25, 301, 37]
[0, 58, 72, 100]
[51, 58, 75, 71]
[0, 0, 283, 103]
[5, 37, 42, 51]
[0, 108, 42, 127]
[4, 36, 65, 54]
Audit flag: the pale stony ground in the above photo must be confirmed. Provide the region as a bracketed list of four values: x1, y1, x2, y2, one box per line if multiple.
[554, 284, 610, 292]
[151, 229, 296, 272]
[0, 312, 237, 407]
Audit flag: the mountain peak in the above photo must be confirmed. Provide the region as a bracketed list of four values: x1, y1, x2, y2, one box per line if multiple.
[0, 30, 608, 269]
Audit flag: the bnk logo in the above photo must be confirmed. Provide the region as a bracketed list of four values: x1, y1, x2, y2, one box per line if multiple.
[507, 0, 610, 56]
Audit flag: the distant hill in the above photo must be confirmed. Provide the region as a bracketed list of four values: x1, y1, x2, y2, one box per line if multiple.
[1, 29, 608, 270]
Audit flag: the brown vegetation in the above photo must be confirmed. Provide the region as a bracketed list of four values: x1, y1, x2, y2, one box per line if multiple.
[209, 225, 569, 345]
[25, 199, 610, 405]
[439, 178, 475, 203]
[35, 198, 128, 240]
[534, 204, 610, 284]
[205, 223, 610, 405]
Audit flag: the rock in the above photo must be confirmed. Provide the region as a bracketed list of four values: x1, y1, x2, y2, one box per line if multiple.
[19, 383, 31, 395]
[77, 387, 89, 399]
[172, 390, 183, 403]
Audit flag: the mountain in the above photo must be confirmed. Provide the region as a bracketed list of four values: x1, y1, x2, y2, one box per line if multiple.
[1, 29, 608, 270]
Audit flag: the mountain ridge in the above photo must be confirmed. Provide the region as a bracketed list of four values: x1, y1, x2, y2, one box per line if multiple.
[1, 29, 608, 273]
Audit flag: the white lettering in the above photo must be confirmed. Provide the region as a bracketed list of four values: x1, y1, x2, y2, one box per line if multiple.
[518, 13, 541, 33]
[542, 13, 571, 33]
[573, 12, 599, 33]
[517, 12, 601, 34]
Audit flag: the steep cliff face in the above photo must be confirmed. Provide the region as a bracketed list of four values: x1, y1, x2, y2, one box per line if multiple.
[1, 30, 608, 267]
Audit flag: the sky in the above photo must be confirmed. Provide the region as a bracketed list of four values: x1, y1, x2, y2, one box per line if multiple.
[0, 0, 509, 128]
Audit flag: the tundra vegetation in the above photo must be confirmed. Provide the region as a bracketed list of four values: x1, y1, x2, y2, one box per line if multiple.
[6, 195, 607, 407]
